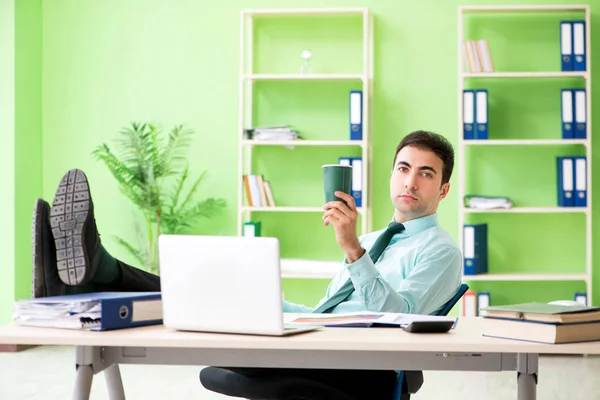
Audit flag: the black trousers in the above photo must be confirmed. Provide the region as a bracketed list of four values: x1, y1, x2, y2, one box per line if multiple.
[223, 367, 398, 400]
[95, 260, 161, 292]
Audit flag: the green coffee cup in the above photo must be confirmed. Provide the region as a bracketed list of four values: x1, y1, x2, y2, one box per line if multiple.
[322, 164, 353, 205]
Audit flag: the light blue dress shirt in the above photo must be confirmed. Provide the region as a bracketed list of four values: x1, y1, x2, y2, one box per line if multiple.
[283, 213, 463, 315]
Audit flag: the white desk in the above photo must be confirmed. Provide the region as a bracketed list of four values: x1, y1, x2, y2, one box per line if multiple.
[1, 317, 599, 400]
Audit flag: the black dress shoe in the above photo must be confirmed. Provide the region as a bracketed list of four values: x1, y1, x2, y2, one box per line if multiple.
[50, 169, 101, 286]
[31, 198, 66, 298]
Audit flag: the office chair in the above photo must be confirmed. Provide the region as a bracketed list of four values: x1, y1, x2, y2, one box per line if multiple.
[200, 283, 470, 400]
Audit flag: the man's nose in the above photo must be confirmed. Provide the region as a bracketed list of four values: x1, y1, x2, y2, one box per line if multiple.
[404, 172, 417, 189]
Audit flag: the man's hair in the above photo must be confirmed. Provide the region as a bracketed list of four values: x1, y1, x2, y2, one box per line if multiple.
[392, 130, 455, 185]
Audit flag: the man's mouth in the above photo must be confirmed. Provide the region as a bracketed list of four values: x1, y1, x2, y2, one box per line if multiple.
[400, 194, 417, 200]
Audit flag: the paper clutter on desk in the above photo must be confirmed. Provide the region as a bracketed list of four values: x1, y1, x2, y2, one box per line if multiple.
[285, 311, 457, 329]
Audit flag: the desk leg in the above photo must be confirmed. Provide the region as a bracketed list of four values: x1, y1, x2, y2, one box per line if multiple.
[517, 373, 536, 400]
[517, 353, 538, 400]
[73, 365, 93, 400]
[105, 364, 126, 400]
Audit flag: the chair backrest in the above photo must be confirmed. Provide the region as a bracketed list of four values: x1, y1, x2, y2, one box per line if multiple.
[437, 283, 469, 316]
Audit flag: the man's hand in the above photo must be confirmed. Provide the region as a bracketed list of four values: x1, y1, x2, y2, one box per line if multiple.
[322, 191, 365, 263]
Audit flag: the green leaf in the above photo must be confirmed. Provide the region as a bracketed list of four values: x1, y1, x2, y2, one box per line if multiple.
[177, 170, 207, 212]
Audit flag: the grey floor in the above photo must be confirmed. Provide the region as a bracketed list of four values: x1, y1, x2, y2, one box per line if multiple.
[0, 346, 599, 399]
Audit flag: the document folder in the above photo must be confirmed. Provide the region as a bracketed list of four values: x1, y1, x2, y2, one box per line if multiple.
[557, 157, 574, 207]
[349, 90, 362, 140]
[572, 20, 586, 71]
[560, 21, 573, 71]
[463, 224, 488, 275]
[561, 89, 574, 139]
[463, 90, 475, 139]
[13, 291, 162, 331]
[351, 157, 362, 207]
[574, 156, 587, 207]
[475, 89, 488, 139]
[574, 89, 586, 139]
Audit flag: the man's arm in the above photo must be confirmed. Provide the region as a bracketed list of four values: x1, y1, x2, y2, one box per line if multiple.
[282, 300, 315, 313]
[282, 271, 343, 313]
[346, 244, 462, 315]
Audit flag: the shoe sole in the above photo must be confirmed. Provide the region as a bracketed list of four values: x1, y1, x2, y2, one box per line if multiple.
[50, 169, 92, 285]
[31, 199, 46, 298]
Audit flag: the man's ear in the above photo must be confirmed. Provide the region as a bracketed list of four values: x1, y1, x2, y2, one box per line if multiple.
[438, 182, 450, 200]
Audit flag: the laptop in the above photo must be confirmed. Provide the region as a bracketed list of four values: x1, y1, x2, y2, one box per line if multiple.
[158, 234, 319, 336]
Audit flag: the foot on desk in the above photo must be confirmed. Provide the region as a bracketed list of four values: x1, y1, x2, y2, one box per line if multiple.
[31, 198, 66, 298]
[48, 169, 121, 287]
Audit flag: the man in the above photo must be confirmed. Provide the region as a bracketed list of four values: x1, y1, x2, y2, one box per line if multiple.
[32, 130, 462, 400]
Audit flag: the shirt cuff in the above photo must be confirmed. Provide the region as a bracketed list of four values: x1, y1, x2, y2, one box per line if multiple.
[345, 250, 378, 288]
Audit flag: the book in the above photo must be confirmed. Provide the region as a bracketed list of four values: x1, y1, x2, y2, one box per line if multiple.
[284, 311, 457, 328]
[480, 302, 600, 324]
[13, 292, 162, 331]
[482, 318, 600, 344]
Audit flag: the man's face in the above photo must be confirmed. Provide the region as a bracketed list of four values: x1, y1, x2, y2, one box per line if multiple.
[389, 145, 450, 222]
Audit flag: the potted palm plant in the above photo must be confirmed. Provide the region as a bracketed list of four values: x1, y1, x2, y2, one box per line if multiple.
[93, 122, 226, 274]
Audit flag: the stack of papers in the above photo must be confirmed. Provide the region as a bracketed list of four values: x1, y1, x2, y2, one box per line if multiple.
[284, 311, 457, 328]
[13, 299, 102, 330]
[12, 291, 163, 331]
[251, 126, 300, 141]
[464, 195, 512, 209]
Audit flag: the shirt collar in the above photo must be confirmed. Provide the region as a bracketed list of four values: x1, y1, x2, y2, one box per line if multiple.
[389, 213, 438, 236]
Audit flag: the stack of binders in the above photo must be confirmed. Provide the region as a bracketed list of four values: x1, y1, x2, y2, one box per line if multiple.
[560, 20, 586, 71]
[556, 156, 587, 207]
[463, 89, 488, 139]
[561, 88, 587, 139]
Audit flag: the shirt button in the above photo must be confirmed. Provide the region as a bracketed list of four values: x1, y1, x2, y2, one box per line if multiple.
[356, 272, 361, 277]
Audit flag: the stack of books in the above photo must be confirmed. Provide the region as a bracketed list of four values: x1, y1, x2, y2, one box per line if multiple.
[462, 39, 494, 73]
[243, 174, 276, 207]
[480, 302, 600, 344]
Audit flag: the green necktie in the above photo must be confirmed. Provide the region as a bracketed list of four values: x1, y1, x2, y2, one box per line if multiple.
[312, 222, 405, 314]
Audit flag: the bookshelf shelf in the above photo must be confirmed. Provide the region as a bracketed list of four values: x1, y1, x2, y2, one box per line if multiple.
[460, 5, 588, 13]
[463, 207, 589, 214]
[242, 206, 366, 213]
[244, 73, 366, 81]
[462, 71, 588, 79]
[464, 139, 589, 146]
[458, 6, 593, 310]
[462, 273, 588, 282]
[241, 140, 366, 147]
[242, 8, 368, 17]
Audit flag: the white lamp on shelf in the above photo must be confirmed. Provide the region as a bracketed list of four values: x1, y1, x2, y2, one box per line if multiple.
[300, 49, 313, 74]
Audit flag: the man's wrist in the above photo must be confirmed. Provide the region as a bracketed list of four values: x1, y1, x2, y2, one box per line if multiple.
[345, 246, 366, 264]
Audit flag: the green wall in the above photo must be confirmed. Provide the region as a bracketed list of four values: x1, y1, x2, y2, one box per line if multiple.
[1, 0, 599, 321]
[0, 0, 16, 323]
[15, 0, 43, 302]
[0, 0, 42, 323]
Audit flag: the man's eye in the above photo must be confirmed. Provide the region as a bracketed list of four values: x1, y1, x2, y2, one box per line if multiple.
[422, 172, 432, 178]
